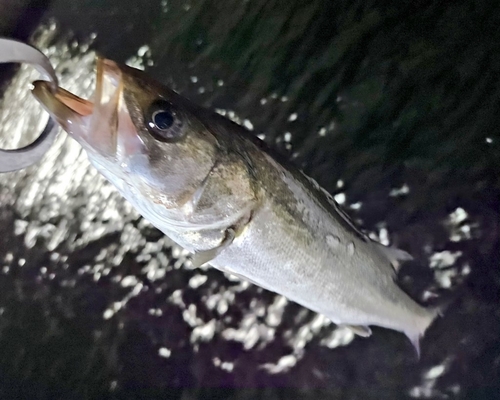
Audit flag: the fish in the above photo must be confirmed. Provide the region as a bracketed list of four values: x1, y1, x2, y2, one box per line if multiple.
[31, 56, 440, 356]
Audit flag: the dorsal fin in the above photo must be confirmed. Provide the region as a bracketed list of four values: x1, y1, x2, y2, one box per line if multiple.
[299, 172, 370, 242]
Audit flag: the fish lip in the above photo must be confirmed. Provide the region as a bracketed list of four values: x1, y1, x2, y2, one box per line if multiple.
[31, 81, 91, 131]
[31, 56, 124, 155]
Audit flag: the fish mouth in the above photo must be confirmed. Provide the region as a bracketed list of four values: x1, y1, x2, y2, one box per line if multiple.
[32, 56, 124, 156]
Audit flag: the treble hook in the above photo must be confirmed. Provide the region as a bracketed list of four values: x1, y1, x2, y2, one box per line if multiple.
[0, 38, 59, 172]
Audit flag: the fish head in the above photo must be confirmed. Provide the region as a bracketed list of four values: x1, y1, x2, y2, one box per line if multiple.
[31, 57, 219, 209]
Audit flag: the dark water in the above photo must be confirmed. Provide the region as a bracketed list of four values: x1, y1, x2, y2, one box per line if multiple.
[0, 0, 499, 398]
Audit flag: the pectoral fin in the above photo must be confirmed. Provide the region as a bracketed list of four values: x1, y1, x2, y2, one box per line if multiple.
[191, 209, 254, 268]
[342, 324, 372, 337]
[191, 228, 236, 267]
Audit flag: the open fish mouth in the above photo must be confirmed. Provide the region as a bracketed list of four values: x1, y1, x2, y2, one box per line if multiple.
[31, 56, 124, 156]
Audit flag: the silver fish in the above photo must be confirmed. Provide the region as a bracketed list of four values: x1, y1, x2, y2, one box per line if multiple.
[32, 57, 440, 355]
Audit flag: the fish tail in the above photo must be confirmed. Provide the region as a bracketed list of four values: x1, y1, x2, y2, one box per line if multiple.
[405, 305, 443, 359]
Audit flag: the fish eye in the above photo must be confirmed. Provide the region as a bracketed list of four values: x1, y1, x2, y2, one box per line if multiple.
[145, 100, 184, 142]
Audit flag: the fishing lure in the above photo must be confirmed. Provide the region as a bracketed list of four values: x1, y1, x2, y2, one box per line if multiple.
[0, 38, 58, 172]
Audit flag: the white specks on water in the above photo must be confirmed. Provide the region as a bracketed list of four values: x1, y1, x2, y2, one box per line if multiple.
[191, 319, 216, 343]
[102, 281, 144, 319]
[334, 192, 346, 204]
[120, 275, 139, 287]
[126, 57, 145, 71]
[14, 220, 28, 235]
[127, 44, 154, 70]
[336, 179, 344, 188]
[449, 207, 468, 224]
[283, 132, 292, 142]
[213, 357, 234, 372]
[183, 304, 202, 327]
[160, 0, 169, 12]
[103, 308, 116, 320]
[217, 79, 224, 86]
[137, 45, 150, 57]
[485, 137, 493, 143]
[260, 98, 267, 105]
[429, 251, 462, 269]
[190, 76, 198, 83]
[169, 289, 185, 307]
[462, 263, 471, 275]
[280, 313, 335, 358]
[189, 274, 207, 289]
[349, 201, 362, 210]
[257, 133, 266, 140]
[320, 325, 355, 348]
[436, 270, 455, 288]
[217, 298, 229, 315]
[409, 359, 451, 398]
[288, 113, 298, 122]
[222, 310, 274, 350]
[266, 295, 288, 327]
[170, 246, 190, 264]
[242, 119, 254, 130]
[425, 364, 446, 379]
[205, 285, 236, 315]
[158, 347, 171, 358]
[261, 354, 297, 374]
[148, 308, 163, 316]
[445, 207, 475, 242]
[318, 127, 327, 136]
[430, 250, 463, 288]
[378, 227, 389, 246]
[214, 108, 253, 132]
[220, 361, 234, 372]
[197, 86, 205, 94]
[389, 183, 410, 197]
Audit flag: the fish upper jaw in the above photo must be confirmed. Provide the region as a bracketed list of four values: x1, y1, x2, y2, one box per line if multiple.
[31, 57, 144, 162]
[31, 80, 93, 142]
